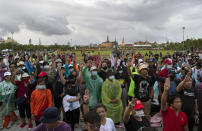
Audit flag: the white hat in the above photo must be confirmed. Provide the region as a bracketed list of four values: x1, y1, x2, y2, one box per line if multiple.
[90, 66, 97, 71]
[56, 59, 62, 63]
[18, 61, 25, 65]
[22, 73, 29, 78]
[4, 72, 11, 77]
[138, 63, 148, 72]
[138, 59, 143, 63]
[39, 61, 44, 64]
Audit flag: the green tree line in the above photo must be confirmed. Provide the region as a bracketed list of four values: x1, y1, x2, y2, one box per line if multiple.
[0, 38, 201, 51]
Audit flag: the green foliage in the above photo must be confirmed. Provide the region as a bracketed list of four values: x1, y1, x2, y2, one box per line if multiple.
[0, 38, 201, 51]
[165, 38, 202, 51]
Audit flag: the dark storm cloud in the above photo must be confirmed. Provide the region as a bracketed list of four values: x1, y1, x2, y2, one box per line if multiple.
[0, 0, 71, 36]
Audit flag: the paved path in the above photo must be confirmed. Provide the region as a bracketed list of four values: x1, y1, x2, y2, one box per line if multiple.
[1, 110, 199, 131]
[1, 110, 125, 131]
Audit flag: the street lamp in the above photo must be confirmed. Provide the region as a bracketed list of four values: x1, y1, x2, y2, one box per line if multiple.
[11, 32, 14, 42]
[182, 26, 185, 41]
[182, 26, 185, 51]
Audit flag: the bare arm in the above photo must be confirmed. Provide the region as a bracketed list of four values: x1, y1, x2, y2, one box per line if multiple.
[123, 99, 136, 123]
[67, 93, 81, 103]
[161, 78, 170, 112]
[59, 68, 66, 85]
[177, 70, 192, 92]
[176, 79, 185, 92]
[184, 125, 189, 131]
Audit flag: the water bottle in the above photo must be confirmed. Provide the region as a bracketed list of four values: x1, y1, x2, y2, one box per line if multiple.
[70, 102, 73, 111]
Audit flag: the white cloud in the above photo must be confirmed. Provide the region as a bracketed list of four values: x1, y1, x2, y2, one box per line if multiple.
[0, 0, 202, 45]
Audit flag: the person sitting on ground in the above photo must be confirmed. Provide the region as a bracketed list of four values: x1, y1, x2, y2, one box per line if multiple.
[32, 107, 70, 131]
[123, 99, 150, 131]
[95, 104, 116, 131]
[83, 111, 101, 131]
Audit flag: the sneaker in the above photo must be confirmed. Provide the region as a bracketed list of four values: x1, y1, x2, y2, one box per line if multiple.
[20, 122, 26, 128]
[0, 125, 3, 130]
[28, 124, 33, 130]
[6, 122, 13, 129]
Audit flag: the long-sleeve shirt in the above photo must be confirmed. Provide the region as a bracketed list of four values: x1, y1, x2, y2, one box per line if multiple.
[25, 60, 35, 75]
[82, 67, 103, 109]
[31, 89, 52, 116]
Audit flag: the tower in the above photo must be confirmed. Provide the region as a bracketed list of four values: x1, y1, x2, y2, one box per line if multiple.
[29, 38, 32, 45]
[122, 36, 125, 47]
[106, 35, 109, 43]
[39, 38, 41, 45]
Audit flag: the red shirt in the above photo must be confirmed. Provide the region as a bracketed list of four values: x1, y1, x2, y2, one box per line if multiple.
[162, 107, 188, 131]
[15, 81, 26, 98]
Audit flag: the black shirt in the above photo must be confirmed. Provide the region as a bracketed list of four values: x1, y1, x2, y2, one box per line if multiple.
[133, 75, 153, 102]
[180, 87, 196, 117]
[54, 73, 64, 97]
[98, 70, 107, 82]
[124, 116, 150, 131]
[65, 84, 80, 96]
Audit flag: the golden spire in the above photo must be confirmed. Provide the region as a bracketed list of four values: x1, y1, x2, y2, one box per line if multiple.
[122, 36, 125, 47]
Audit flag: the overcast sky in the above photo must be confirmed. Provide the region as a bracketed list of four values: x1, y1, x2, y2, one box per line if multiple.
[0, 0, 202, 45]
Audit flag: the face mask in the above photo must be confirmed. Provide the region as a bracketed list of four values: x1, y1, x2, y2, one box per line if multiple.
[44, 65, 49, 69]
[92, 71, 97, 76]
[109, 75, 115, 80]
[16, 75, 21, 81]
[40, 66, 44, 69]
[170, 75, 176, 80]
[135, 110, 144, 117]
[36, 85, 46, 89]
[167, 65, 172, 69]
[22, 66, 26, 70]
[119, 70, 123, 74]
[23, 78, 29, 83]
[69, 68, 74, 72]
[103, 67, 107, 70]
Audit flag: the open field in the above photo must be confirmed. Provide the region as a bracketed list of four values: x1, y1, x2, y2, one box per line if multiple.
[68, 50, 174, 62]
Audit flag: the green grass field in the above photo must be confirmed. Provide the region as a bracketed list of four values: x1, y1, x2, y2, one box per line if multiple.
[69, 49, 174, 62]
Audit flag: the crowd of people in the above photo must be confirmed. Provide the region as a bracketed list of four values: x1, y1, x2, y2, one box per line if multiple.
[0, 49, 201, 131]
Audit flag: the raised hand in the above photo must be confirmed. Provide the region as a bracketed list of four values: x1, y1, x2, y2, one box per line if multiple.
[128, 98, 136, 110]
[83, 89, 89, 103]
[164, 78, 170, 92]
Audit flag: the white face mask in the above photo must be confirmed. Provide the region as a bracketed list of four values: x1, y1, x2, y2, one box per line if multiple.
[135, 110, 145, 117]
[40, 66, 44, 69]
[36, 85, 46, 89]
[16, 75, 21, 81]
[167, 65, 172, 69]
[109, 75, 115, 80]
[44, 65, 50, 69]
[22, 66, 26, 70]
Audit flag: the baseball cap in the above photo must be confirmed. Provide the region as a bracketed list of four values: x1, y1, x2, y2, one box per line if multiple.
[138, 59, 143, 63]
[4, 72, 11, 77]
[138, 63, 148, 72]
[134, 99, 144, 110]
[22, 73, 30, 78]
[148, 58, 154, 62]
[56, 59, 62, 63]
[17, 61, 25, 66]
[40, 107, 60, 124]
[168, 69, 176, 74]
[90, 66, 97, 71]
[38, 72, 47, 77]
[164, 58, 172, 64]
